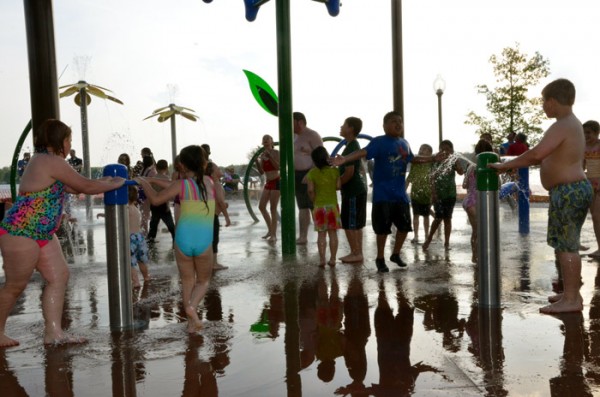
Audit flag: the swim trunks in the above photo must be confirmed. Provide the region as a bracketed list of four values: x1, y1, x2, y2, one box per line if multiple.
[547, 179, 592, 253]
[130, 232, 149, 267]
[175, 177, 215, 257]
[312, 204, 341, 232]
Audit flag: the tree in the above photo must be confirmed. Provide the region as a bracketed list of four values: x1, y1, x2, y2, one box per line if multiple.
[465, 44, 550, 147]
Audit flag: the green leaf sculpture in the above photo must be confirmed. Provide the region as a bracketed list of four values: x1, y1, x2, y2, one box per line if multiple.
[243, 69, 278, 116]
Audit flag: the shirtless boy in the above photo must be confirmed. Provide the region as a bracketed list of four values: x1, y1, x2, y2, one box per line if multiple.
[488, 78, 592, 314]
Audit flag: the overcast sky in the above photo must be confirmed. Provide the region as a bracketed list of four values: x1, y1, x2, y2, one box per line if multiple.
[1, 0, 599, 170]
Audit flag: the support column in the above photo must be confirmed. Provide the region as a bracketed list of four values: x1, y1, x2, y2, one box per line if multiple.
[23, 0, 60, 133]
[275, 0, 296, 255]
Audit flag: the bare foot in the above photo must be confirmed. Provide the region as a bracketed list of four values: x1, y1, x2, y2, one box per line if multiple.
[296, 238, 308, 245]
[187, 319, 204, 334]
[580, 244, 590, 251]
[341, 254, 363, 263]
[540, 297, 583, 314]
[548, 293, 562, 303]
[44, 334, 87, 347]
[0, 334, 19, 348]
[411, 238, 418, 244]
[422, 241, 430, 251]
[268, 236, 277, 242]
[339, 253, 352, 262]
[318, 262, 326, 268]
[261, 233, 271, 240]
[213, 263, 228, 271]
[185, 306, 203, 333]
[328, 260, 336, 267]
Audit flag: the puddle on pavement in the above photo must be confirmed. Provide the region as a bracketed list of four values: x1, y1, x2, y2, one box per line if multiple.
[1, 203, 600, 396]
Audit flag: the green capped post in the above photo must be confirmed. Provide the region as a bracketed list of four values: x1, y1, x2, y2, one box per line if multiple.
[476, 152, 500, 191]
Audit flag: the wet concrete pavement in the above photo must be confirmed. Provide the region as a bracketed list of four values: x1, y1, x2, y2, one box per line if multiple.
[1, 197, 600, 396]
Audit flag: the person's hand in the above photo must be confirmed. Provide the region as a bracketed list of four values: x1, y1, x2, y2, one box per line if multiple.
[114, 177, 126, 185]
[434, 151, 448, 162]
[329, 155, 344, 166]
[487, 163, 509, 173]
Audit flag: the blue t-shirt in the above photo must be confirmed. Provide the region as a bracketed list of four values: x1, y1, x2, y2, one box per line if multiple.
[364, 135, 414, 203]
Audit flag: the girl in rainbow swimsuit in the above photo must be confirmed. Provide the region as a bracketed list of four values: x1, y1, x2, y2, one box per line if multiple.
[0, 119, 125, 348]
[135, 145, 215, 333]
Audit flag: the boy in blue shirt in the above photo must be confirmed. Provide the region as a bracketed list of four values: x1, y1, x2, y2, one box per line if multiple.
[332, 111, 435, 272]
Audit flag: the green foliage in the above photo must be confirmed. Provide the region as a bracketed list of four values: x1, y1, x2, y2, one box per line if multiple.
[465, 43, 550, 147]
[0, 167, 11, 184]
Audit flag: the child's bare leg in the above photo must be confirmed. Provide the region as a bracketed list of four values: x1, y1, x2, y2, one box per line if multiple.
[424, 215, 430, 238]
[443, 218, 452, 249]
[258, 190, 272, 239]
[423, 219, 441, 250]
[131, 267, 141, 288]
[328, 230, 338, 266]
[186, 249, 213, 332]
[317, 231, 327, 267]
[411, 213, 419, 242]
[138, 261, 150, 281]
[176, 247, 212, 332]
[541, 252, 584, 313]
[268, 192, 280, 241]
[0, 237, 39, 347]
[342, 230, 363, 262]
[37, 239, 87, 345]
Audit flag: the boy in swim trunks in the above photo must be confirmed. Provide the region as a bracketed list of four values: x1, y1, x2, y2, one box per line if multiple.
[583, 120, 600, 257]
[489, 78, 592, 314]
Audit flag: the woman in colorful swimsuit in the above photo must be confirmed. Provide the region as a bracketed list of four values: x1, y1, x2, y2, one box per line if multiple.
[584, 120, 600, 257]
[256, 134, 280, 242]
[0, 119, 125, 348]
[136, 145, 215, 333]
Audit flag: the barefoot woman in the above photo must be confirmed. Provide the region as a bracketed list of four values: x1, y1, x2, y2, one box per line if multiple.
[0, 120, 125, 347]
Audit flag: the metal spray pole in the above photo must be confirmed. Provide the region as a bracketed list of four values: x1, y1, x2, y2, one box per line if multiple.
[103, 164, 134, 330]
[476, 152, 501, 308]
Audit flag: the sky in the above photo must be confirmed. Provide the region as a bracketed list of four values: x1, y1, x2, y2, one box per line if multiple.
[1, 0, 599, 170]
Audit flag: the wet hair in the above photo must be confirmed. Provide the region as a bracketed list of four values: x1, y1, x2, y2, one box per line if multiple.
[474, 139, 493, 155]
[583, 120, 600, 133]
[128, 185, 138, 204]
[179, 145, 208, 208]
[311, 146, 330, 169]
[293, 112, 306, 123]
[156, 159, 168, 172]
[440, 139, 454, 151]
[118, 153, 132, 178]
[542, 78, 575, 106]
[34, 119, 71, 155]
[345, 116, 362, 135]
[141, 147, 153, 157]
[205, 161, 216, 177]
[142, 155, 154, 172]
[419, 143, 433, 154]
[118, 153, 131, 166]
[383, 111, 402, 124]
[201, 144, 211, 157]
[515, 133, 527, 143]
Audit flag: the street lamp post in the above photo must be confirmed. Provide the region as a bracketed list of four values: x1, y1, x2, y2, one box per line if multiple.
[433, 74, 446, 146]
